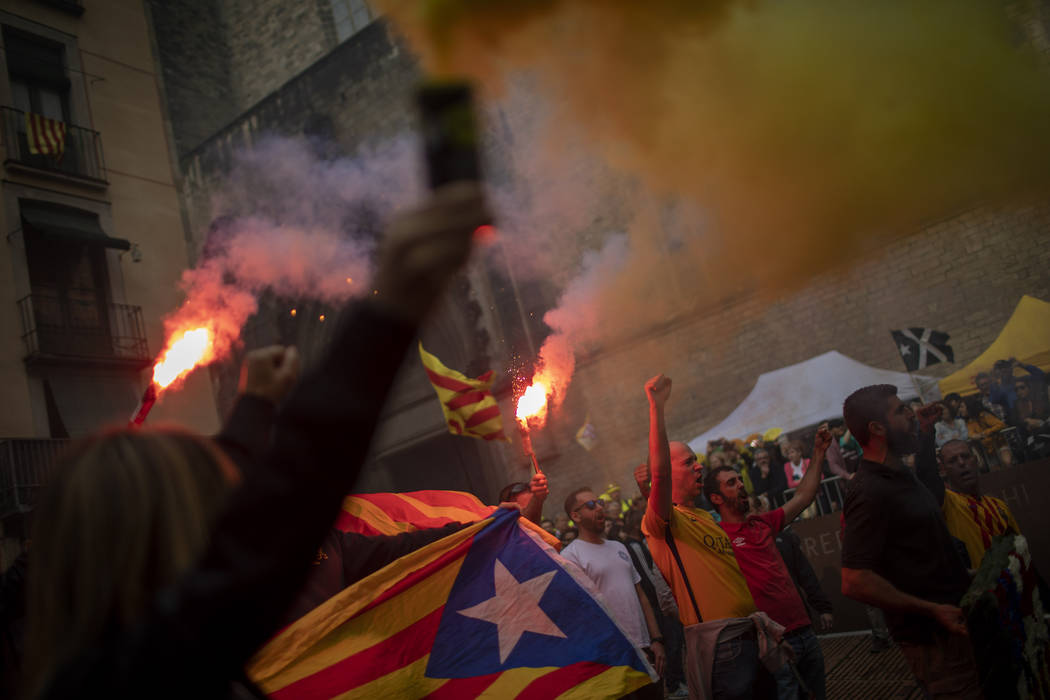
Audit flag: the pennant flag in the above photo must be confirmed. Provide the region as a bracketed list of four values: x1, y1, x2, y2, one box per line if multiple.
[575, 415, 598, 452]
[419, 343, 509, 442]
[25, 112, 67, 158]
[249, 508, 655, 699]
[890, 328, 954, 371]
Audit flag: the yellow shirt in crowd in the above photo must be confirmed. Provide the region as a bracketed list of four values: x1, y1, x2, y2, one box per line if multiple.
[942, 489, 1020, 567]
[643, 504, 757, 626]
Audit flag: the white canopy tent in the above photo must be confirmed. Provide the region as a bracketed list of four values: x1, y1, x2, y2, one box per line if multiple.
[688, 351, 941, 452]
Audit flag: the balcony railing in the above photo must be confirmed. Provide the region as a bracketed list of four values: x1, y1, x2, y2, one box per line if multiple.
[19, 293, 151, 368]
[0, 106, 106, 183]
[0, 438, 66, 520]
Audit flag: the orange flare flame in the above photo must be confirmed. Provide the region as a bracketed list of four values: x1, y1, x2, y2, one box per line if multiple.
[515, 380, 550, 426]
[152, 327, 212, 390]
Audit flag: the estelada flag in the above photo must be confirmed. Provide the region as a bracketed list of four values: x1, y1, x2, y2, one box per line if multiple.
[25, 112, 67, 157]
[248, 508, 655, 699]
[890, 328, 954, 372]
[419, 343, 508, 442]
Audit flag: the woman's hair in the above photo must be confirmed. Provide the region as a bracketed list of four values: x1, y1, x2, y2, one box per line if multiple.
[25, 428, 236, 696]
[963, 396, 986, 420]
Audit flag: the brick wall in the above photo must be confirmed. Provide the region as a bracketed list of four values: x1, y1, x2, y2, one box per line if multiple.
[146, 0, 239, 156]
[222, 0, 336, 112]
[533, 202, 1050, 516]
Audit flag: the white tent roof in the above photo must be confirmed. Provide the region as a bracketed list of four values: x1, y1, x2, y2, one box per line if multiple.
[688, 351, 941, 452]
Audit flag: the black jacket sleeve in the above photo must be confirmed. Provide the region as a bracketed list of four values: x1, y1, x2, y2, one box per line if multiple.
[781, 530, 832, 615]
[213, 395, 276, 477]
[39, 301, 418, 700]
[914, 431, 945, 507]
[339, 522, 471, 586]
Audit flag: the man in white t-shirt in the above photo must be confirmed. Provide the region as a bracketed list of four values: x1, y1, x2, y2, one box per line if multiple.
[561, 488, 665, 697]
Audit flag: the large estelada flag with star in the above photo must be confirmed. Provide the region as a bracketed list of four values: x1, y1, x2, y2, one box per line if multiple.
[248, 508, 654, 699]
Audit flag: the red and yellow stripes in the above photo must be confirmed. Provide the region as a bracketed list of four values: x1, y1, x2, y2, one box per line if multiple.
[25, 112, 66, 157]
[250, 520, 484, 697]
[336, 490, 562, 550]
[419, 343, 508, 442]
[249, 516, 648, 699]
[336, 490, 495, 535]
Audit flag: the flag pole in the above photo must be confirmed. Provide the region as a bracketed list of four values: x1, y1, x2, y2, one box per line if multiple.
[519, 421, 541, 474]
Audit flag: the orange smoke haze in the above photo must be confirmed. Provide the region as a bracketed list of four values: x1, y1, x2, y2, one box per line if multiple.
[379, 0, 1050, 415]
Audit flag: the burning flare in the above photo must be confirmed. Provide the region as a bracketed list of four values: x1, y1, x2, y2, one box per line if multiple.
[515, 380, 549, 426]
[152, 327, 213, 390]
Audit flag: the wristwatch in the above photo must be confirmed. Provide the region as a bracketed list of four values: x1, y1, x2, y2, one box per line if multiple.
[650, 637, 665, 645]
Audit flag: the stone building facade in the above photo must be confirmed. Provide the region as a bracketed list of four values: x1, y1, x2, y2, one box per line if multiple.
[0, 0, 222, 563]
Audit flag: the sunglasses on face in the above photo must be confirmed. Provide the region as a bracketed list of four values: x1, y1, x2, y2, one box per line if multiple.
[576, 499, 606, 512]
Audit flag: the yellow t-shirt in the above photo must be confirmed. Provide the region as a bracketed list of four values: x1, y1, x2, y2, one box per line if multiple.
[942, 489, 1020, 568]
[642, 504, 757, 625]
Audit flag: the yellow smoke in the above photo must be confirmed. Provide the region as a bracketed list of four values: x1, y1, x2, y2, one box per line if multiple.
[379, 0, 1050, 281]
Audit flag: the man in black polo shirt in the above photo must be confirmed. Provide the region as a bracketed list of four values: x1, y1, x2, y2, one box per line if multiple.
[840, 385, 980, 699]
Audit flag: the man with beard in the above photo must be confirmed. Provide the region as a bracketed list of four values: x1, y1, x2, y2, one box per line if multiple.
[707, 425, 833, 700]
[562, 488, 666, 699]
[840, 385, 978, 699]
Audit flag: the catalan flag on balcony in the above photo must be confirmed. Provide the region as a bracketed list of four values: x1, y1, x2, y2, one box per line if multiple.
[248, 508, 655, 699]
[419, 343, 508, 442]
[25, 112, 67, 158]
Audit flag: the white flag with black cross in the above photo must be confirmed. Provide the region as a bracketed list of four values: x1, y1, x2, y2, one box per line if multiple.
[890, 328, 955, 372]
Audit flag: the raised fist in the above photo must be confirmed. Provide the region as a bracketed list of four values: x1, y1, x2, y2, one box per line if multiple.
[644, 374, 672, 407]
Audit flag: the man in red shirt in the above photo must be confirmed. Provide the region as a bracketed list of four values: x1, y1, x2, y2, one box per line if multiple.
[706, 426, 833, 700]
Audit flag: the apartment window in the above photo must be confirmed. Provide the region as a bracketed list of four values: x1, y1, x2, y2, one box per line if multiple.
[329, 0, 374, 42]
[18, 200, 132, 360]
[4, 26, 70, 122]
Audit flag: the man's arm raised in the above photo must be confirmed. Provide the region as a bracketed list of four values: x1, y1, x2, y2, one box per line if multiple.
[645, 375, 673, 522]
[782, 425, 832, 523]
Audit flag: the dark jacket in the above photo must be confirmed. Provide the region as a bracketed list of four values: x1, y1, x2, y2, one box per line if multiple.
[774, 528, 832, 617]
[215, 387, 472, 626]
[37, 301, 418, 700]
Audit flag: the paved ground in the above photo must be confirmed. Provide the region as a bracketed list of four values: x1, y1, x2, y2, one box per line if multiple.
[821, 632, 922, 699]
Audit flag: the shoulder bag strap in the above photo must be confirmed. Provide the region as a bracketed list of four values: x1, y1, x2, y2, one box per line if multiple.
[664, 515, 703, 623]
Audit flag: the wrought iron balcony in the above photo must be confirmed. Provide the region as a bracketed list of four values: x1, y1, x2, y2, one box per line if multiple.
[19, 293, 151, 368]
[0, 438, 66, 520]
[0, 106, 106, 183]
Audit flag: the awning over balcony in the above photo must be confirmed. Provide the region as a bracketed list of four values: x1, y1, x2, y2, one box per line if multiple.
[20, 199, 129, 250]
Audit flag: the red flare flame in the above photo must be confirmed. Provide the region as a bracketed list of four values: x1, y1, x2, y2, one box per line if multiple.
[152, 326, 213, 391]
[515, 381, 549, 424]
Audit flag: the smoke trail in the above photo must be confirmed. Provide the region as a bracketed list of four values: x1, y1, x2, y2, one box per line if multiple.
[379, 0, 1050, 408]
[159, 135, 422, 379]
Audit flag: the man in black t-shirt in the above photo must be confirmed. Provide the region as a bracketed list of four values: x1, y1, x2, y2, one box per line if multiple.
[840, 385, 979, 699]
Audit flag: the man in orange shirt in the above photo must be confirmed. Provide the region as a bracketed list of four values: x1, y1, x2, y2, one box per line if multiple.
[639, 375, 780, 699]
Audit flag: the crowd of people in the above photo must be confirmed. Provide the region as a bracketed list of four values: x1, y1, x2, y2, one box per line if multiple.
[514, 366, 1044, 699]
[0, 177, 1042, 700]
